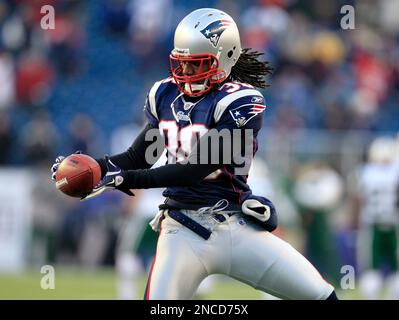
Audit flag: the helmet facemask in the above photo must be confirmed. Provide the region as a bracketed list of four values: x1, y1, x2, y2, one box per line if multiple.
[169, 51, 227, 97]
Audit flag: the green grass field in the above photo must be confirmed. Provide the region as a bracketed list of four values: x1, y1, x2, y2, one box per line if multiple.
[0, 268, 360, 300]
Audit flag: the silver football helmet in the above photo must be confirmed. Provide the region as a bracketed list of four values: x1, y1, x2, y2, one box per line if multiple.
[170, 8, 242, 96]
[368, 137, 397, 164]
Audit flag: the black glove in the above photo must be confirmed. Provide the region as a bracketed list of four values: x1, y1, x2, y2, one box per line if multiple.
[80, 155, 134, 201]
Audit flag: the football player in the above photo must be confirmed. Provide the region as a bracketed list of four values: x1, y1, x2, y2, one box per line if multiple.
[351, 137, 399, 299]
[52, 8, 337, 300]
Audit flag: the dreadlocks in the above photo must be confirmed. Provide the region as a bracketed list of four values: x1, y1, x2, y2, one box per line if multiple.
[229, 48, 273, 89]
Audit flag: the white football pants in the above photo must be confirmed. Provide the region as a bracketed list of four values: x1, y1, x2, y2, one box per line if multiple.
[145, 211, 334, 300]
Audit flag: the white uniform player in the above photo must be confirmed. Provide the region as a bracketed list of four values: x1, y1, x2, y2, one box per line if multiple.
[354, 137, 399, 299]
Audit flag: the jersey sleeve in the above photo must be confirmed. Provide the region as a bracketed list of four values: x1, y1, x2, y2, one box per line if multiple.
[213, 88, 266, 133]
[143, 80, 164, 128]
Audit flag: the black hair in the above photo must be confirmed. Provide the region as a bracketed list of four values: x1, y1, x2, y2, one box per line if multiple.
[229, 48, 273, 89]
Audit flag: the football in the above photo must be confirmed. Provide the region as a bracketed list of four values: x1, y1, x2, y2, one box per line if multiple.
[55, 154, 102, 198]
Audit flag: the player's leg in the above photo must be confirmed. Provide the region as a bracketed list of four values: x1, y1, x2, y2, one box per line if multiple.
[358, 224, 383, 299]
[115, 212, 147, 300]
[386, 272, 399, 299]
[144, 214, 209, 300]
[227, 215, 335, 300]
[116, 251, 142, 300]
[382, 226, 398, 299]
[359, 270, 383, 300]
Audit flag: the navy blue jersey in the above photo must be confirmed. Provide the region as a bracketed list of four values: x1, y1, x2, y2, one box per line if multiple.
[144, 77, 266, 206]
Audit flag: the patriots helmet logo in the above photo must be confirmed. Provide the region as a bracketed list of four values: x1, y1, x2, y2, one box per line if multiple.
[200, 19, 233, 47]
[229, 103, 266, 128]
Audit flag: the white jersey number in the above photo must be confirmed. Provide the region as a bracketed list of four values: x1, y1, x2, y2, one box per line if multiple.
[159, 121, 208, 162]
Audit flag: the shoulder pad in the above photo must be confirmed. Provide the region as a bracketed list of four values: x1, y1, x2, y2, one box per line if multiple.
[147, 77, 175, 120]
[213, 83, 264, 123]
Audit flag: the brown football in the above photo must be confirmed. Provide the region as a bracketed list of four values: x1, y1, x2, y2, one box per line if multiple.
[55, 154, 101, 198]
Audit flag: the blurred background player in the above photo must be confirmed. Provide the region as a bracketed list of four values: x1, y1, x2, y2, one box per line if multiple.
[293, 162, 344, 285]
[351, 137, 399, 299]
[115, 188, 162, 300]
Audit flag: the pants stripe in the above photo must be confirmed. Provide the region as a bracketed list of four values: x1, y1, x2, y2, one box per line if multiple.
[144, 225, 162, 300]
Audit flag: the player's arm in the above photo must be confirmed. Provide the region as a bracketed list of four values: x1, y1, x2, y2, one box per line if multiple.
[95, 122, 163, 177]
[119, 139, 257, 189]
[116, 93, 265, 189]
[82, 95, 265, 200]
[115, 130, 230, 188]
[86, 130, 228, 200]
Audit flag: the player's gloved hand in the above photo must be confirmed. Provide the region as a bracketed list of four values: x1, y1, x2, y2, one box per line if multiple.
[80, 155, 134, 201]
[242, 195, 278, 232]
[50, 150, 82, 181]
